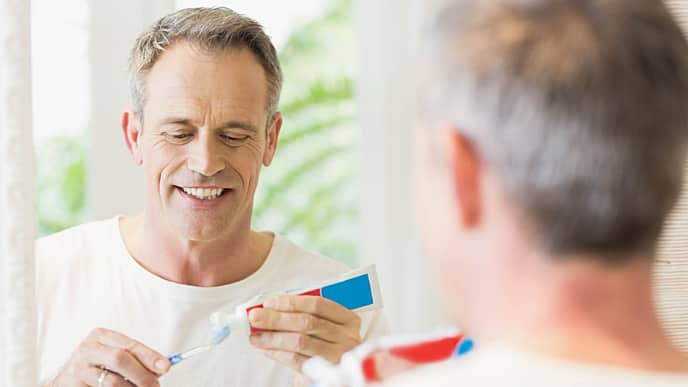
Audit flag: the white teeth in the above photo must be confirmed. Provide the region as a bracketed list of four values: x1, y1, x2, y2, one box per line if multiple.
[181, 187, 224, 200]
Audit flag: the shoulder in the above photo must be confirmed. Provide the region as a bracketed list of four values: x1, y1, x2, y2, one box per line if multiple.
[35, 217, 120, 288]
[379, 346, 529, 387]
[36, 217, 118, 257]
[380, 360, 470, 387]
[382, 346, 688, 387]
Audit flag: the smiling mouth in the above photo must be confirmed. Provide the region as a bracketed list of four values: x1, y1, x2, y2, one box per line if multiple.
[176, 186, 228, 200]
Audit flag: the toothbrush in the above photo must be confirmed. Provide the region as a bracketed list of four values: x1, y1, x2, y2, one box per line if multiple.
[167, 325, 231, 366]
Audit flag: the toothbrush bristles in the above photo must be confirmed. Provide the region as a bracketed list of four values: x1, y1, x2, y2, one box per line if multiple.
[210, 325, 231, 345]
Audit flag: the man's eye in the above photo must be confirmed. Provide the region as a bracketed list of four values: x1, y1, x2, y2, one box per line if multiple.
[221, 135, 248, 142]
[163, 132, 193, 143]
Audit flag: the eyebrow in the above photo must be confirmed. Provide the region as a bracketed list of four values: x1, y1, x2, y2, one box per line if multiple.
[158, 118, 258, 133]
[217, 120, 258, 133]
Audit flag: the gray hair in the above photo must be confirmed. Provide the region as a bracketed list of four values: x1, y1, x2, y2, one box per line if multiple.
[422, 0, 688, 262]
[129, 7, 283, 124]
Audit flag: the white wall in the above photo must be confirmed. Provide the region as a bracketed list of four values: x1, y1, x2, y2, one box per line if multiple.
[86, 0, 175, 220]
[353, 0, 448, 333]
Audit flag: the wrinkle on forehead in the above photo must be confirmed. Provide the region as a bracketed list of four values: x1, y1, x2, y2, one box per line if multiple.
[143, 41, 269, 129]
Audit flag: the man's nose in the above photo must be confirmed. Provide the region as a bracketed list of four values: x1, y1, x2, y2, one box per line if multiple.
[187, 135, 225, 177]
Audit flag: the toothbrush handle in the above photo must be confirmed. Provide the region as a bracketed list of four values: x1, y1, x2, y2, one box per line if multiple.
[168, 353, 184, 365]
[167, 344, 214, 366]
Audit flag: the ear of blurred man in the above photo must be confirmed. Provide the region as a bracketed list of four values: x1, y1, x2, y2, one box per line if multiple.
[446, 129, 482, 229]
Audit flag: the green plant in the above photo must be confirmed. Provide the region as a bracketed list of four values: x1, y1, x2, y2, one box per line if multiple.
[252, 0, 358, 265]
[36, 135, 87, 235]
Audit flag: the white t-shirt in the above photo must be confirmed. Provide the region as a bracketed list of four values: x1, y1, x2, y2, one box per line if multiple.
[380, 344, 688, 387]
[35, 217, 387, 387]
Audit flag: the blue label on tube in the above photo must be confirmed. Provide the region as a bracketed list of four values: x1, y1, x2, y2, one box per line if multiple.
[321, 273, 374, 310]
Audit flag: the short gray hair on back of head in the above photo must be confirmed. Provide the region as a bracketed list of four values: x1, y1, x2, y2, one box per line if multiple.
[129, 7, 283, 124]
[422, 0, 688, 263]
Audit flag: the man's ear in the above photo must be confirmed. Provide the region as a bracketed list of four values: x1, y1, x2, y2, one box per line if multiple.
[262, 112, 283, 167]
[446, 129, 482, 228]
[122, 110, 143, 165]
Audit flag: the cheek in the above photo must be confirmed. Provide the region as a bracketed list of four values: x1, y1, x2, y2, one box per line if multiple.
[228, 147, 263, 183]
[140, 145, 160, 185]
[414, 155, 460, 265]
[142, 144, 181, 190]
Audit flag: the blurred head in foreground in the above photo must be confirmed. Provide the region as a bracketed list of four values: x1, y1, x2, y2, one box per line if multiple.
[415, 0, 688, 370]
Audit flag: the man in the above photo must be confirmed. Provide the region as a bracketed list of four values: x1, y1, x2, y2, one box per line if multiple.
[385, 0, 688, 385]
[36, 7, 385, 387]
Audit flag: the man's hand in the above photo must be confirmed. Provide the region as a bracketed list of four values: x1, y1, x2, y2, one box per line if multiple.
[47, 328, 170, 387]
[248, 295, 362, 372]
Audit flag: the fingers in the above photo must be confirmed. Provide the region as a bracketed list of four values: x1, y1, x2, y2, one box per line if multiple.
[248, 295, 364, 371]
[84, 366, 133, 387]
[293, 373, 311, 387]
[48, 328, 168, 387]
[370, 352, 416, 381]
[263, 295, 361, 328]
[249, 308, 359, 344]
[85, 342, 160, 387]
[251, 331, 353, 363]
[260, 349, 310, 371]
[91, 328, 170, 375]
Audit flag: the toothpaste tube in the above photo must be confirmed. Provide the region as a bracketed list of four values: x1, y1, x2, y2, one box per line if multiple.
[210, 265, 383, 336]
[303, 328, 473, 387]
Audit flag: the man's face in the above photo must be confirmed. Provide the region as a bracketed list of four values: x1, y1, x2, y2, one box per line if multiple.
[127, 42, 280, 242]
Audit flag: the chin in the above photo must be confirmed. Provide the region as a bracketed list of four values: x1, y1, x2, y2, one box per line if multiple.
[171, 216, 230, 242]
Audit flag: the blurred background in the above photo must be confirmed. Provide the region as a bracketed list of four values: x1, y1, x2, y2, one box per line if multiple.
[32, 0, 688, 344]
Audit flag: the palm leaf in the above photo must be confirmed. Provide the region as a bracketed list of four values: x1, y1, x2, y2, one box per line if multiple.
[279, 115, 353, 148]
[281, 170, 354, 233]
[279, 77, 354, 117]
[254, 143, 351, 216]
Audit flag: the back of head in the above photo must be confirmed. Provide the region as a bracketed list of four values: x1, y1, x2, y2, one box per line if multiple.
[422, 0, 688, 263]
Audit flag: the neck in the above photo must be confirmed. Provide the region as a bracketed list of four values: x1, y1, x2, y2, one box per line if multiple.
[119, 212, 273, 287]
[483, 254, 688, 372]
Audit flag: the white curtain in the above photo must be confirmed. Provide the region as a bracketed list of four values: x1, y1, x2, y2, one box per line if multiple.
[0, 0, 38, 385]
